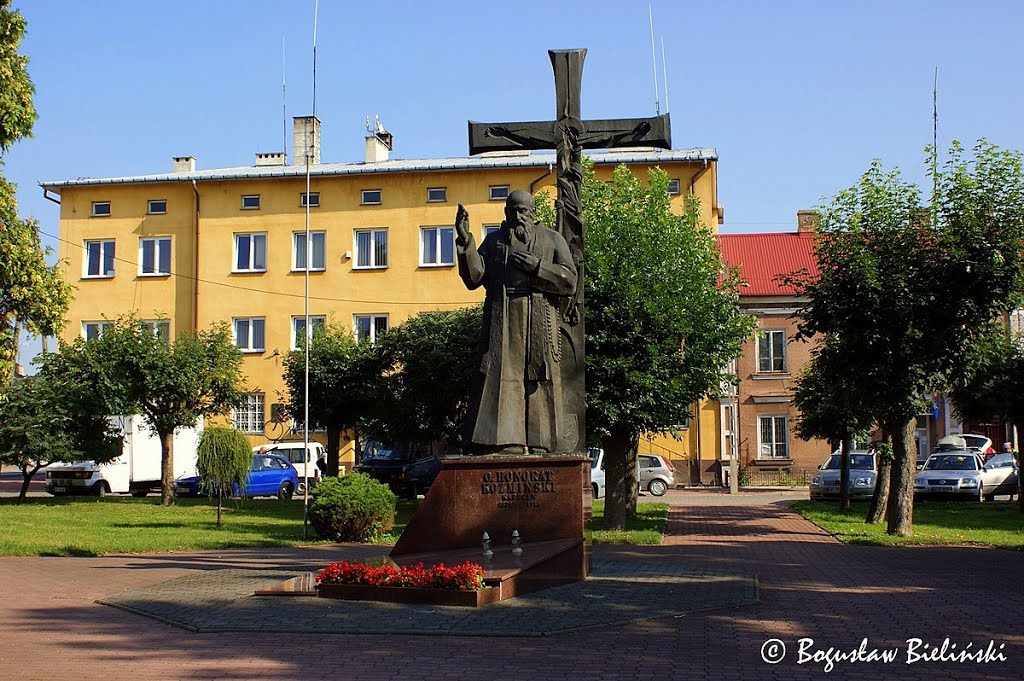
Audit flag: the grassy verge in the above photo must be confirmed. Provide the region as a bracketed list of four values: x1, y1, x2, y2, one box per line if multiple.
[0, 496, 421, 557]
[793, 500, 1024, 550]
[587, 500, 669, 544]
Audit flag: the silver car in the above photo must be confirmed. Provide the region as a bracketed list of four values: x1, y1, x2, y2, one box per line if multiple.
[588, 449, 676, 498]
[809, 451, 876, 501]
[914, 450, 1017, 501]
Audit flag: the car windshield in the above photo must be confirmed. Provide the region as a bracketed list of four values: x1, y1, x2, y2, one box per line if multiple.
[925, 454, 978, 471]
[363, 446, 404, 461]
[822, 454, 875, 470]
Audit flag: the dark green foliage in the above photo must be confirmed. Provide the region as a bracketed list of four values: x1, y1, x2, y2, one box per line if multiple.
[370, 306, 482, 450]
[308, 473, 396, 542]
[196, 428, 252, 496]
[0, 1, 36, 151]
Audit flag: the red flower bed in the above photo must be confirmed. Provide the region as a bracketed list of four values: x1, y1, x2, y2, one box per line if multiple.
[316, 560, 486, 591]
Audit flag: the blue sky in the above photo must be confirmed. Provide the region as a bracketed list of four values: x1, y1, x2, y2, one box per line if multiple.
[6, 0, 1024, 366]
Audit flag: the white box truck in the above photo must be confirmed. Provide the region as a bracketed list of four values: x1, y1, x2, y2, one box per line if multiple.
[45, 415, 203, 497]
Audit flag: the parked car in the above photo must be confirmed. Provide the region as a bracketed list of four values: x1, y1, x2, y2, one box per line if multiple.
[354, 439, 441, 499]
[254, 441, 325, 494]
[981, 453, 1019, 499]
[914, 450, 1017, 501]
[174, 453, 298, 500]
[589, 448, 675, 498]
[809, 451, 876, 501]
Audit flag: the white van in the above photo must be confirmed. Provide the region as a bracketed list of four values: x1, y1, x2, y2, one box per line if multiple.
[254, 441, 326, 494]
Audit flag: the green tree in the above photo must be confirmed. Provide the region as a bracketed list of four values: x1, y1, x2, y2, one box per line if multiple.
[283, 321, 383, 476]
[788, 142, 1024, 536]
[0, 372, 121, 501]
[792, 337, 873, 510]
[0, 2, 71, 383]
[195, 427, 252, 527]
[48, 316, 245, 506]
[583, 165, 755, 530]
[949, 322, 1024, 512]
[369, 306, 482, 450]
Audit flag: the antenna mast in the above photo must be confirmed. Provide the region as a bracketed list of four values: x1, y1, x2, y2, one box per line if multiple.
[282, 36, 287, 157]
[661, 35, 670, 113]
[932, 66, 938, 200]
[649, 3, 660, 115]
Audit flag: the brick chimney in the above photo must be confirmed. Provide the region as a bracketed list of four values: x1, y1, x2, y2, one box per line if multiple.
[292, 116, 321, 165]
[172, 156, 195, 173]
[797, 210, 819, 233]
[365, 116, 393, 163]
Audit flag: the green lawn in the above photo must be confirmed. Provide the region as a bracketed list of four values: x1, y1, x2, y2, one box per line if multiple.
[587, 500, 669, 544]
[0, 496, 420, 557]
[793, 500, 1024, 550]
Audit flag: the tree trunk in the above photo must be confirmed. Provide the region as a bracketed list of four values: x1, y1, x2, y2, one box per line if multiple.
[160, 430, 175, 507]
[18, 463, 42, 502]
[866, 437, 891, 524]
[326, 423, 341, 477]
[885, 418, 916, 536]
[216, 489, 223, 528]
[839, 437, 851, 511]
[602, 426, 639, 531]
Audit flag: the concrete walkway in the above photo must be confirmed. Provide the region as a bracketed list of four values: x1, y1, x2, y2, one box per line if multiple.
[1, 497, 1021, 680]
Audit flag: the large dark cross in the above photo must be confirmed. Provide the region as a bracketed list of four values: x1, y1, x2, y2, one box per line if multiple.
[467, 48, 672, 453]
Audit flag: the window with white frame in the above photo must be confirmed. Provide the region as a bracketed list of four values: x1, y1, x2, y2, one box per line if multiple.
[139, 237, 171, 276]
[241, 195, 261, 210]
[82, 320, 114, 341]
[483, 225, 501, 239]
[757, 329, 787, 372]
[291, 315, 326, 350]
[233, 317, 266, 352]
[354, 314, 388, 343]
[293, 231, 326, 271]
[147, 199, 167, 214]
[427, 187, 447, 203]
[300, 192, 320, 207]
[91, 201, 111, 217]
[420, 226, 455, 266]
[141, 319, 171, 340]
[489, 185, 509, 201]
[84, 239, 115, 278]
[233, 392, 265, 433]
[667, 179, 681, 195]
[234, 233, 267, 272]
[758, 415, 789, 459]
[354, 228, 388, 268]
[361, 189, 382, 205]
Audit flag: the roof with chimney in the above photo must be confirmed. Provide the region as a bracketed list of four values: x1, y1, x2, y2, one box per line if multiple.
[716, 230, 818, 297]
[40, 148, 718, 190]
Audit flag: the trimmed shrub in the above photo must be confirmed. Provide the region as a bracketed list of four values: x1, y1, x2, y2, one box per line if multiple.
[309, 473, 397, 542]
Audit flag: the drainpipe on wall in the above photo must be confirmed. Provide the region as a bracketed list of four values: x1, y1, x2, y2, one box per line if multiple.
[192, 180, 200, 332]
[529, 165, 554, 194]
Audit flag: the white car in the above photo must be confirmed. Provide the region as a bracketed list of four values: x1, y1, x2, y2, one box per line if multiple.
[914, 450, 1016, 501]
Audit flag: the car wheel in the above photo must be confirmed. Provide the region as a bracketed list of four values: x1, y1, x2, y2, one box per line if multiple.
[406, 484, 418, 501]
[648, 479, 668, 496]
[93, 481, 108, 497]
[278, 482, 294, 501]
[977, 485, 985, 503]
[296, 481, 306, 495]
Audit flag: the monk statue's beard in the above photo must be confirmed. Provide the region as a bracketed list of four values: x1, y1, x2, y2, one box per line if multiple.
[512, 221, 534, 243]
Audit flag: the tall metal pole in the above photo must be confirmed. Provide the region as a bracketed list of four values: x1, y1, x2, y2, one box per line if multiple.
[302, 0, 319, 540]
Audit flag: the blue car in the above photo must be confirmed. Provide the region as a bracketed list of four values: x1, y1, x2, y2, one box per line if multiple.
[175, 453, 299, 500]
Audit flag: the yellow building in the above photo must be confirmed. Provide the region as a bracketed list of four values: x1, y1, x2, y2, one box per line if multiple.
[43, 117, 724, 472]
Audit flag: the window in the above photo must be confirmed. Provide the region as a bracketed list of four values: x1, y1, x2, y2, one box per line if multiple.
[667, 179, 681, 195]
[234, 233, 267, 272]
[301, 192, 320, 207]
[758, 415, 789, 459]
[233, 317, 266, 352]
[291, 315, 326, 350]
[92, 201, 111, 217]
[84, 239, 115, 278]
[489, 185, 509, 201]
[354, 314, 388, 343]
[293, 231, 326, 271]
[354, 228, 388, 268]
[757, 330, 787, 372]
[361, 189, 382, 205]
[141, 319, 170, 340]
[420, 226, 455, 266]
[427, 187, 447, 203]
[233, 393, 265, 434]
[82, 321, 113, 341]
[148, 199, 167, 214]
[241, 195, 261, 210]
[139, 237, 171, 276]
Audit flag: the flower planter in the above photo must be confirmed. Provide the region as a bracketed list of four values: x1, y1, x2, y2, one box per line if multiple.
[317, 582, 501, 607]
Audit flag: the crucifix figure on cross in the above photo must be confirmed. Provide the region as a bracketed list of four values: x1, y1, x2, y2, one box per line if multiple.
[456, 48, 672, 456]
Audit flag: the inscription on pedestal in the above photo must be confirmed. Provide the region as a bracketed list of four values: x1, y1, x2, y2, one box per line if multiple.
[480, 469, 557, 507]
